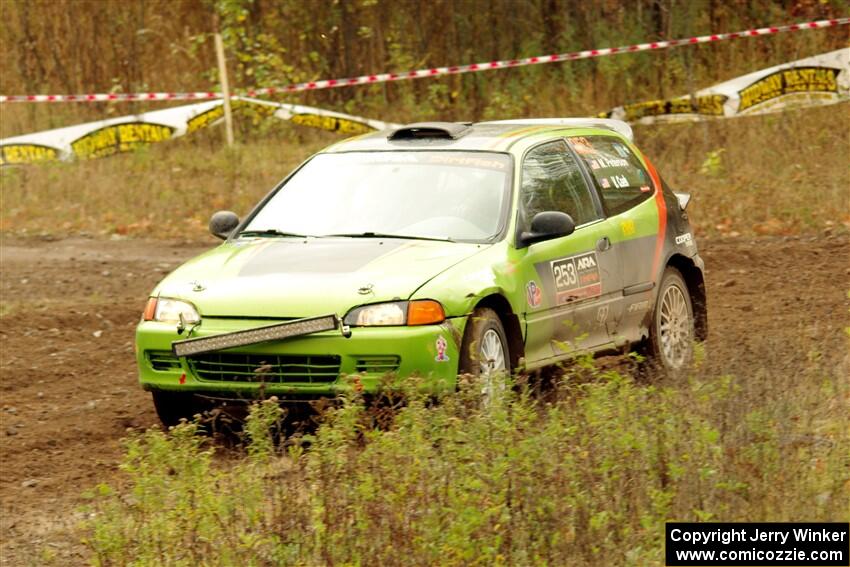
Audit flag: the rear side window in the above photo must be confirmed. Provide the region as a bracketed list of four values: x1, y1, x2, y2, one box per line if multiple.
[518, 140, 599, 232]
[567, 136, 653, 216]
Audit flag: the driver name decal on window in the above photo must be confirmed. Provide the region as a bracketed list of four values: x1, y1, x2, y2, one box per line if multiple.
[549, 251, 601, 305]
[568, 136, 654, 216]
[589, 156, 629, 170]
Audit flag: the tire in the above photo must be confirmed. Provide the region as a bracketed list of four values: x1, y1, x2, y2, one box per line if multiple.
[151, 391, 203, 427]
[643, 267, 695, 376]
[459, 308, 511, 402]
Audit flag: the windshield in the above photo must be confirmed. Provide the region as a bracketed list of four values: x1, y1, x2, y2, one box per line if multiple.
[241, 151, 512, 242]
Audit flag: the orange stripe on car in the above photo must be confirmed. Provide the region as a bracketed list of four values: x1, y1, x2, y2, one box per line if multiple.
[642, 153, 667, 278]
[486, 125, 550, 149]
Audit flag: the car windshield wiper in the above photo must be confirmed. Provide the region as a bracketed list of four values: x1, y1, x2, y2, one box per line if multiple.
[238, 229, 309, 238]
[320, 232, 454, 243]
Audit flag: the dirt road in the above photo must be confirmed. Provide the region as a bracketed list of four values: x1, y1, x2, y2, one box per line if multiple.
[1, 234, 848, 565]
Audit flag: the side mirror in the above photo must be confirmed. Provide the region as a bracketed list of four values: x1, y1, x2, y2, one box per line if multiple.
[209, 210, 240, 240]
[519, 211, 575, 247]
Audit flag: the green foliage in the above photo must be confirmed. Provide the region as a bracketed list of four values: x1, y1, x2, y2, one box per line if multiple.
[699, 148, 726, 177]
[83, 356, 849, 566]
[211, 0, 299, 88]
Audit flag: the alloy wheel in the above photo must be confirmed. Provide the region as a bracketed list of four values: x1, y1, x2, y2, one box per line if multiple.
[658, 283, 692, 369]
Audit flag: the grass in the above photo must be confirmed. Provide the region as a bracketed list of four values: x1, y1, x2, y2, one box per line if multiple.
[81, 346, 849, 566]
[1, 104, 848, 240]
[3, 98, 848, 565]
[636, 105, 850, 237]
[0, 125, 337, 239]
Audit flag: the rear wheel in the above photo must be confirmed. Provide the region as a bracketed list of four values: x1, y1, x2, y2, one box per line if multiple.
[644, 267, 695, 375]
[459, 308, 510, 402]
[151, 391, 203, 427]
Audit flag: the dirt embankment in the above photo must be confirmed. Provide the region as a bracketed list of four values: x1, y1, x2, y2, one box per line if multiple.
[1, 233, 848, 565]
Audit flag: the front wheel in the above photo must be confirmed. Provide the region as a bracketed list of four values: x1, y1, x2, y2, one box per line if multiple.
[459, 308, 511, 402]
[643, 267, 695, 375]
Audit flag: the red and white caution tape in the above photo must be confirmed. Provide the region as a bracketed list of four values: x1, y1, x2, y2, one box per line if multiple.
[0, 91, 222, 103]
[1, 17, 847, 103]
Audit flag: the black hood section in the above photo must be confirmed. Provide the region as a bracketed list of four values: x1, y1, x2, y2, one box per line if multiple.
[238, 239, 406, 276]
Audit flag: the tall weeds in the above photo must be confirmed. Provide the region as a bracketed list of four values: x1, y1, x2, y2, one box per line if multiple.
[83, 351, 849, 566]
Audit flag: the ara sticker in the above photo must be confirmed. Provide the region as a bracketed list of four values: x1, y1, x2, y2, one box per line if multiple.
[435, 336, 450, 362]
[640, 185, 651, 193]
[590, 159, 600, 170]
[600, 178, 611, 189]
[526, 281, 542, 308]
[549, 251, 602, 306]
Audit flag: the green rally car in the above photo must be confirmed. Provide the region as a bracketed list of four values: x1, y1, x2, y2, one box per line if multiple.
[136, 119, 707, 425]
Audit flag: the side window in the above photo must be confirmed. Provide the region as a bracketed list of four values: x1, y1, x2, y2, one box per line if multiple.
[518, 140, 599, 233]
[567, 136, 653, 216]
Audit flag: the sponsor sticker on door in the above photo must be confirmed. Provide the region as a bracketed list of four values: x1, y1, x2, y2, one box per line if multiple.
[550, 251, 602, 305]
[526, 281, 542, 308]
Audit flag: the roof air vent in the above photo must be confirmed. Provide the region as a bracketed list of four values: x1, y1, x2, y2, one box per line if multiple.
[388, 122, 471, 141]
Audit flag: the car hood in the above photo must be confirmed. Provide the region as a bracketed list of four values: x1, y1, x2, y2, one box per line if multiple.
[155, 237, 487, 318]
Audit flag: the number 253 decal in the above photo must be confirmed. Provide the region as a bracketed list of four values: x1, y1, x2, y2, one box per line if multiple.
[550, 252, 602, 306]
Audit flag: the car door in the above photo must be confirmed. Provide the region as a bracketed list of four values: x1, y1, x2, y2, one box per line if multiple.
[513, 139, 624, 366]
[565, 135, 660, 345]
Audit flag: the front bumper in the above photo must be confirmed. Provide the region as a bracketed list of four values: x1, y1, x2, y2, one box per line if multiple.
[136, 316, 466, 398]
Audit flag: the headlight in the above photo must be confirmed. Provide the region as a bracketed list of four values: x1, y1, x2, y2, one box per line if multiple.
[344, 300, 445, 327]
[346, 301, 406, 326]
[142, 297, 201, 324]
